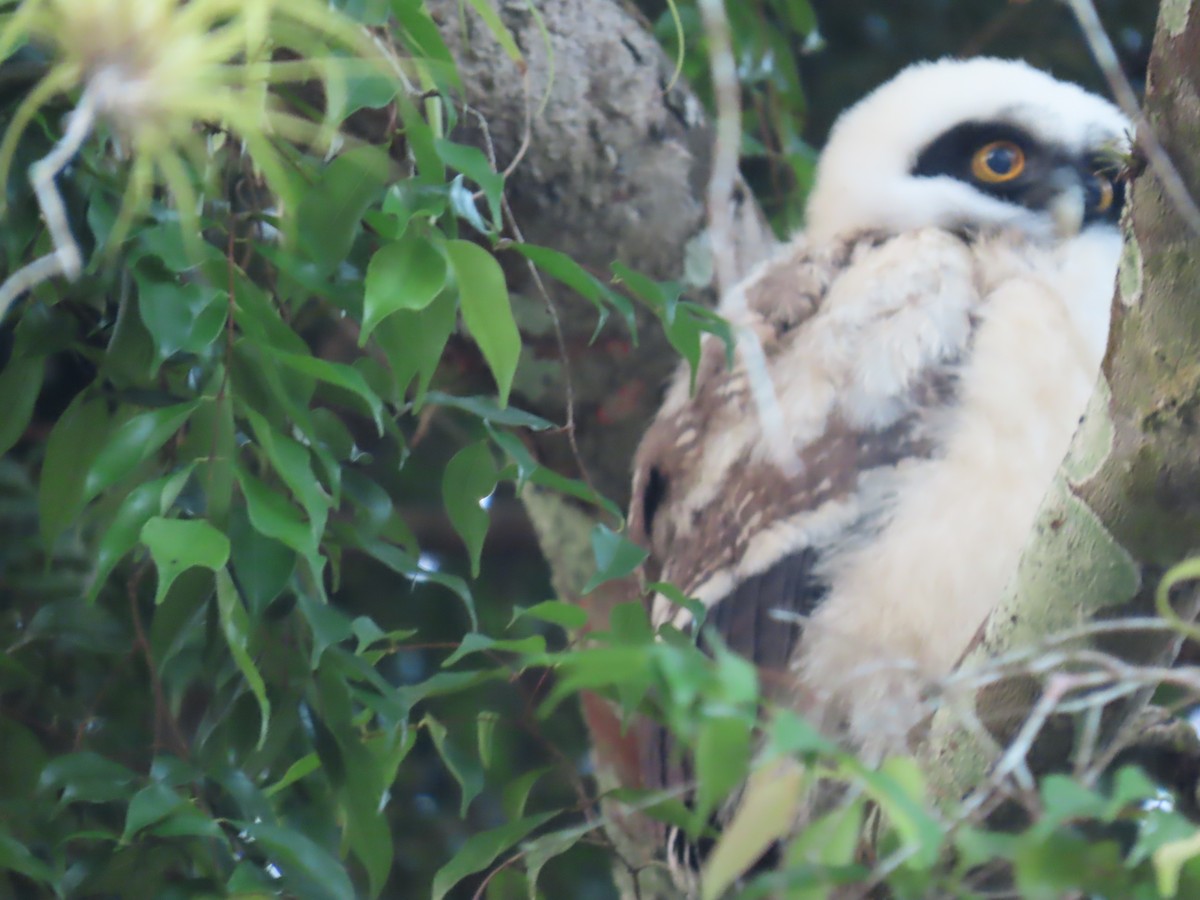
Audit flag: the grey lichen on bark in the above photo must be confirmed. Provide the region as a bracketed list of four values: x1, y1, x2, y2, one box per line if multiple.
[926, 0, 1200, 806]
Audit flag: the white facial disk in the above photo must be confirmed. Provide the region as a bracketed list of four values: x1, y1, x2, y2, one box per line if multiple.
[804, 58, 1130, 243]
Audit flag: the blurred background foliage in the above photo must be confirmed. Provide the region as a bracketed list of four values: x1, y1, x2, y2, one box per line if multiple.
[0, 0, 1161, 898]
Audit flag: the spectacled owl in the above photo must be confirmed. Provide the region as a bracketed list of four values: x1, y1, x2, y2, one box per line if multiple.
[627, 57, 1129, 801]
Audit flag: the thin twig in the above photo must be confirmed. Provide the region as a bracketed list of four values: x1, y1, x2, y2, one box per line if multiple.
[1064, 0, 1200, 235]
[697, 0, 797, 474]
[501, 197, 598, 497]
[0, 85, 98, 321]
[499, 72, 534, 180]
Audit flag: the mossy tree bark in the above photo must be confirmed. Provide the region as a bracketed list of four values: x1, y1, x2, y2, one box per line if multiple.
[928, 0, 1200, 805]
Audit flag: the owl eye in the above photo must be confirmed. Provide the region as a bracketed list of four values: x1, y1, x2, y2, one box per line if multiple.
[971, 141, 1026, 183]
[1088, 174, 1116, 213]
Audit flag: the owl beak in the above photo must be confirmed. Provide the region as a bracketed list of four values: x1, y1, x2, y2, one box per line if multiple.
[1048, 167, 1086, 237]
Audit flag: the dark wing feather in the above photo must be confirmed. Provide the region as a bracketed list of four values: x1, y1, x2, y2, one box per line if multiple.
[706, 547, 826, 674]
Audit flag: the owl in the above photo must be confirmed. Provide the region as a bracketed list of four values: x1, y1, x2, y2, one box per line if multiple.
[627, 57, 1130, 798]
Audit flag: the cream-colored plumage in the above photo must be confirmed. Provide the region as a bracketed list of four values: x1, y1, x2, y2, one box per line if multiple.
[628, 58, 1129, 767]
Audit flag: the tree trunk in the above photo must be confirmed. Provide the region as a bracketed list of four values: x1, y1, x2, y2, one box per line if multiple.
[428, 0, 775, 508]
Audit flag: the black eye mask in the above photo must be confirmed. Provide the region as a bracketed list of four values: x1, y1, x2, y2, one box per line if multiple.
[913, 120, 1123, 226]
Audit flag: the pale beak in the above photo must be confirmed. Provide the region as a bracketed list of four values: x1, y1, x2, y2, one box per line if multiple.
[1048, 167, 1086, 237]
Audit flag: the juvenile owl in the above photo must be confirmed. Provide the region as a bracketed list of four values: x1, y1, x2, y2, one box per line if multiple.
[628, 57, 1129, 783]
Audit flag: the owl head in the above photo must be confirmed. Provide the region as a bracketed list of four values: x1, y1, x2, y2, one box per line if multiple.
[804, 58, 1130, 242]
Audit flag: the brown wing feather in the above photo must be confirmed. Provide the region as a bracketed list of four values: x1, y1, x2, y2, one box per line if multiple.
[628, 236, 861, 588]
[627, 230, 968, 795]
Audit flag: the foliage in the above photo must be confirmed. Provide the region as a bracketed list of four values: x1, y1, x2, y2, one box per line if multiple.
[0, 0, 1192, 899]
[0, 0, 724, 896]
[652, 0, 818, 233]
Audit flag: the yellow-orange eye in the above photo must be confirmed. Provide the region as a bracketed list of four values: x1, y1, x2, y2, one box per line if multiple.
[1091, 175, 1115, 213]
[971, 141, 1026, 183]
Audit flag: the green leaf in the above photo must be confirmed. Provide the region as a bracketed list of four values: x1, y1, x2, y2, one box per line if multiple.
[228, 505, 295, 616]
[692, 715, 753, 828]
[134, 269, 226, 368]
[297, 145, 392, 276]
[140, 516, 231, 605]
[0, 834, 56, 888]
[361, 233, 448, 344]
[528, 464, 623, 521]
[854, 756, 943, 871]
[430, 812, 557, 900]
[767, 709, 839, 758]
[501, 766, 549, 822]
[476, 711, 499, 770]
[148, 806, 226, 840]
[122, 782, 190, 841]
[1015, 830, 1126, 899]
[298, 594, 355, 667]
[462, 0, 524, 64]
[395, 87, 443, 184]
[441, 632, 545, 668]
[520, 822, 595, 897]
[953, 824, 1021, 871]
[242, 821, 356, 900]
[39, 395, 109, 548]
[612, 261, 730, 383]
[702, 763, 807, 900]
[342, 66, 398, 116]
[84, 403, 197, 501]
[39, 752, 137, 804]
[268, 347, 385, 433]
[435, 139, 504, 228]
[235, 465, 316, 557]
[424, 713, 484, 817]
[216, 569, 271, 749]
[373, 288, 458, 404]
[442, 442, 499, 577]
[511, 242, 637, 338]
[0, 351, 44, 457]
[447, 239, 521, 406]
[87, 473, 175, 602]
[510, 600, 588, 631]
[425, 391, 555, 429]
[263, 753, 321, 798]
[360, 539, 478, 631]
[1039, 774, 1107, 826]
[391, 1, 459, 87]
[394, 671, 504, 716]
[610, 600, 655, 646]
[1146, 817, 1200, 893]
[582, 524, 648, 593]
[243, 408, 332, 543]
[784, 794, 865, 873]
[1107, 765, 1162, 816]
[647, 580, 707, 633]
[537, 646, 655, 717]
[324, 696, 395, 900]
[380, 180, 450, 232]
[188, 389, 236, 525]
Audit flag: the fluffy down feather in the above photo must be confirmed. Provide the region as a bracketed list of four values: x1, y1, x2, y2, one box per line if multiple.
[627, 58, 1128, 784]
